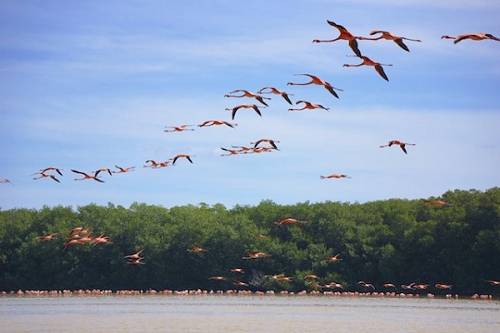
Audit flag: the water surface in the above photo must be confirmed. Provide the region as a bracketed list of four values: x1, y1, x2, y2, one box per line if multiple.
[1, 295, 499, 332]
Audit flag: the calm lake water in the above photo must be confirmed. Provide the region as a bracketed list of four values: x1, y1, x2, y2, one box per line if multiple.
[1, 295, 499, 333]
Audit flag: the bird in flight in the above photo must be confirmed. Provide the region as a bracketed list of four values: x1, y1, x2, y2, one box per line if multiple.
[0, 177, 12, 184]
[198, 120, 237, 128]
[144, 160, 170, 169]
[435, 283, 453, 290]
[230, 268, 245, 274]
[313, 20, 377, 57]
[289, 100, 329, 112]
[441, 33, 500, 44]
[33, 170, 62, 183]
[423, 199, 449, 207]
[343, 55, 392, 81]
[242, 251, 271, 260]
[124, 250, 144, 261]
[327, 254, 342, 263]
[258, 87, 294, 105]
[94, 168, 113, 177]
[320, 173, 351, 180]
[358, 281, 375, 290]
[71, 170, 105, 183]
[379, 140, 415, 154]
[112, 165, 135, 174]
[188, 245, 207, 253]
[224, 89, 271, 106]
[287, 74, 343, 98]
[220, 147, 243, 156]
[164, 125, 195, 133]
[274, 218, 306, 226]
[251, 139, 280, 150]
[37, 233, 59, 241]
[209, 276, 227, 281]
[225, 104, 266, 120]
[359, 30, 422, 52]
[171, 154, 194, 165]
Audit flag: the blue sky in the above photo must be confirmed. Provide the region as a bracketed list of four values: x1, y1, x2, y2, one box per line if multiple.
[0, 0, 499, 209]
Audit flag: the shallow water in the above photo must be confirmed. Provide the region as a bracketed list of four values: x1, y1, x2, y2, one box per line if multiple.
[1, 295, 499, 333]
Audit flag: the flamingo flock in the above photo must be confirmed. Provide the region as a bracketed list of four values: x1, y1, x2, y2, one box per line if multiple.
[1, 18, 498, 296]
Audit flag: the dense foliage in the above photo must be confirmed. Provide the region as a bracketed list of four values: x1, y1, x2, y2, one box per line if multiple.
[0, 188, 499, 294]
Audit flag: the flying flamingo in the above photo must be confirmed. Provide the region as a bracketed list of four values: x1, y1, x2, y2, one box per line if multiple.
[251, 139, 280, 150]
[274, 218, 306, 226]
[39, 167, 63, 176]
[358, 281, 375, 290]
[0, 177, 11, 184]
[92, 235, 112, 245]
[359, 30, 422, 51]
[112, 165, 135, 174]
[225, 104, 266, 120]
[37, 233, 59, 241]
[312, 20, 377, 56]
[258, 87, 294, 105]
[198, 120, 237, 128]
[125, 250, 144, 261]
[95, 168, 113, 177]
[423, 199, 449, 207]
[164, 125, 195, 133]
[220, 147, 242, 156]
[144, 160, 170, 169]
[379, 140, 415, 154]
[242, 251, 271, 260]
[320, 173, 351, 179]
[188, 246, 207, 253]
[287, 74, 343, 98]
[209, 276, 227, 281]
[289, 100, 329, 112]
[33, 171, 61, 183]
[224, 90, 271, 106]
[233, 281, 249, 287]
[441, 33, 500, 44]
[327, 254, 342, 263]
[435, 283, 453, 290]
[343, 55, 393, 81]
[71, 170, 105, 183]
[128, 257, 145, 265]
[171, 154, 193, 165]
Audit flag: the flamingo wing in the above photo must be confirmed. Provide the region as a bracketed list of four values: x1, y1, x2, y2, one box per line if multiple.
[394, 38, 410, 52]
[281, 93, 293, 105]
[348, 39, 362, 57]
[374, 64, 389, 81]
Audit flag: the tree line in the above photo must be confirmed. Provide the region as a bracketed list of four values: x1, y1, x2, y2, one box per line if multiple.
[0, 188, 498, 295]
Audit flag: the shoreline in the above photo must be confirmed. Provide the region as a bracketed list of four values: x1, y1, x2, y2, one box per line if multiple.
[0, 289, 496, 300]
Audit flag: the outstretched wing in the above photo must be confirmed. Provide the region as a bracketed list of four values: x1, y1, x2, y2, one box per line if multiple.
[374, 64, 389, 81]
[394, 38, 410, 52]
[71, 169, 88, 176]
[255, 96, 269, 107]
[327, 20, 347, 33]
[324, 83, 339, 98]
[252, 105, 262, 117]
[281, 93, 293, 105]
[349, 39, 362, 57]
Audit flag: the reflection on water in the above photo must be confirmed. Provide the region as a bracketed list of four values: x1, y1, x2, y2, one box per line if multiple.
[1, 296, 499, 333]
